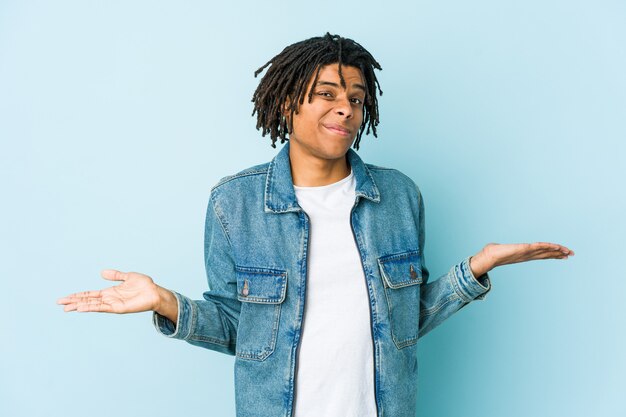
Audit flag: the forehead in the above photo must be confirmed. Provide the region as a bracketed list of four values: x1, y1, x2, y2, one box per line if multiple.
[310, 63, 365, 86]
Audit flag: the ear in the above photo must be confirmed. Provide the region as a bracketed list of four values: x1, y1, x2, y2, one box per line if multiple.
[281, 96, 292, 116]
[279, 96, 294, 134]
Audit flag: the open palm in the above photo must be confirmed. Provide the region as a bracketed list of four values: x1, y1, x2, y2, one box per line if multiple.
[486, 242, 574, 266]
[57, 270, 160, 314]
[469, 241, 574, 277]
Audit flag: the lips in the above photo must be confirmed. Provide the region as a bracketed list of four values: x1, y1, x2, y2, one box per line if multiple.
[323, 123, 351, 136]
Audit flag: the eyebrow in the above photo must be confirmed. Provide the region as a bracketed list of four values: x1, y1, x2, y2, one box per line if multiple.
[315, 80, 367, 93]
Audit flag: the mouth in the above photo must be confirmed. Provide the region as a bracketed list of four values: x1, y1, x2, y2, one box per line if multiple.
[323, 123, 351, 137]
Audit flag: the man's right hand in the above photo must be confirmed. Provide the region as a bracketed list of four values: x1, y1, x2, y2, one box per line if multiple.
[57, 270, 179, 324]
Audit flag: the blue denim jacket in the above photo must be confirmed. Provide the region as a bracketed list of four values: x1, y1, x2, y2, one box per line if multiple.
[153, 141, 491, 417]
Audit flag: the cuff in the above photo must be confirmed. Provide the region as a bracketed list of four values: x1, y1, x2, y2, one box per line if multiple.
[152, 291, 196, 340]
[452, 256, 492, 302]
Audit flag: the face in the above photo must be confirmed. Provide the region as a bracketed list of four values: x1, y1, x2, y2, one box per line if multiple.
[286, 63, 366, 163]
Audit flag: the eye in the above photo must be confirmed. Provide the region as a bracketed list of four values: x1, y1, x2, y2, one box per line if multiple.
[317, 91, 333, 98]
[350, 97, 364, 105]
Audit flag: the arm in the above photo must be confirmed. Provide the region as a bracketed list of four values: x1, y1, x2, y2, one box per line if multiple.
[415, 189, 574, 339]
[58, 191, 241, 356]
[151, 191, 241, 355]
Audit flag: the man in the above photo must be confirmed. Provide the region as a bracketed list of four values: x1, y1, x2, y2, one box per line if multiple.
[58, 33, 573, 417]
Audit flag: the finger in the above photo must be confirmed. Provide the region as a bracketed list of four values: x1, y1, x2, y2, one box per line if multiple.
[62, 300, 109, 312]
[63, 303, 78, 312]
[532, 242, 574, 256]
[62, 300, 105, 311]
[58, 298, 99, 310]
[550, 246, 574, 256]
[547, 243, 572, 254]
[76, 301, 113, 313]
[101, 269, 127, 282]
[57, 292, 99, 305]
[531, 242, 561, 250]
[57, 290, 103, 303]
[534, 250, 573, 260]
[57, 297, 71, 305]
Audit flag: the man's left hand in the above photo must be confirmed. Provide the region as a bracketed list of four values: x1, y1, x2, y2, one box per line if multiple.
[469, 242, 574, 277]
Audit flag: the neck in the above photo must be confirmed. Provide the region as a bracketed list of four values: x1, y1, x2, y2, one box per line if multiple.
[288, 143, 351, 187]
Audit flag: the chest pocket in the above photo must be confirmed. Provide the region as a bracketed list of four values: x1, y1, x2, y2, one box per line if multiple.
[235, 265, 287, 361]
[378, 250, 423, 349]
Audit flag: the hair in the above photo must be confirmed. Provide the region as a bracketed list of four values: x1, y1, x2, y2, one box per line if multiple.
[251, 33, 383, 150]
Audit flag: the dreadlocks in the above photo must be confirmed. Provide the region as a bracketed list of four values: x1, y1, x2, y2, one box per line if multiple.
[251, 33, 383, 150]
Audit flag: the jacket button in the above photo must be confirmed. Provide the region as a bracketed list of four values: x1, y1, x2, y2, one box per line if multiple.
[410, 264, 418, 280]
[242, 280, 249, 296]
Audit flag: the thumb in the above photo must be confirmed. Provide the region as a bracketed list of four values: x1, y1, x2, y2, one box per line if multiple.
[101, 269, 127, 282]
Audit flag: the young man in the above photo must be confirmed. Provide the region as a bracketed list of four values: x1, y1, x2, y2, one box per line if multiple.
[58, 33, 574, 417]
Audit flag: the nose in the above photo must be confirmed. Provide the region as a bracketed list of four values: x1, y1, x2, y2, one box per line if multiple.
[334, 96, 353, 119]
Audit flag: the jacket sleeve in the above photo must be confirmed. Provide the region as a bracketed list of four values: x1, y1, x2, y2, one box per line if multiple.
[152, 190, 240, 355]
[416, 186, 492, 339]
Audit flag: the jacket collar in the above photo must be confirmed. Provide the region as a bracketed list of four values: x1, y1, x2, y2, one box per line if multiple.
[264, 141, 380, 213]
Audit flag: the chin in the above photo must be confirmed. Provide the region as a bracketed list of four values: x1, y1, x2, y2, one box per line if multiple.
[291, 135, 353, 160]
[317, 144, 351, 160]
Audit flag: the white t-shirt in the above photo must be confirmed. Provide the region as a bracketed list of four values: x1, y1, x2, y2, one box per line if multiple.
[292, 169, 377, 417]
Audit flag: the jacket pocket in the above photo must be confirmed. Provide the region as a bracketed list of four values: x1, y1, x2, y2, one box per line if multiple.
[235, 265, 287, 361]
[377, 250, 423, 349]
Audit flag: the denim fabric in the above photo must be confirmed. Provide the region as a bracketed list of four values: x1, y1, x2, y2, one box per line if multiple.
[153, 141, 491, 417]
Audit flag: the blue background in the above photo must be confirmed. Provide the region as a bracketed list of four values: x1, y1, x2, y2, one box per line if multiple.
[1, 1, 624, 416]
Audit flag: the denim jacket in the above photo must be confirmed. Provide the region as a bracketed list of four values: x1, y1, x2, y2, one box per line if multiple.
[153, 141, 491, 417]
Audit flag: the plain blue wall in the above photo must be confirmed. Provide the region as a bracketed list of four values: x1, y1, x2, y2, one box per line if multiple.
[1, 1, 624, 416]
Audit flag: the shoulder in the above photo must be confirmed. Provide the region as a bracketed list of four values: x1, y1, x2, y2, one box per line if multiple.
[210, 162, 270, 193]
[365, 163, 423, 197]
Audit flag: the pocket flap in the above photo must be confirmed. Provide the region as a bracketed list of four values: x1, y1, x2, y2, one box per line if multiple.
[235, 266, 287, 304]
[377, 250, 423, 289]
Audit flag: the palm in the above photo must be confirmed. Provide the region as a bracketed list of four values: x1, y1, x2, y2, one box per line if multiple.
[486, 242, 574, 268]
[57, 270, 160, 314]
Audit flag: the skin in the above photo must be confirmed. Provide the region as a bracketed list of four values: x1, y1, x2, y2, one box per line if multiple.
[287, 63, 365, 187]
[57, 63, 575, 324]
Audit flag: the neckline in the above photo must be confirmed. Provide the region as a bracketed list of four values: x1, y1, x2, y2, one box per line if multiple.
[293, 169, 353, 190]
